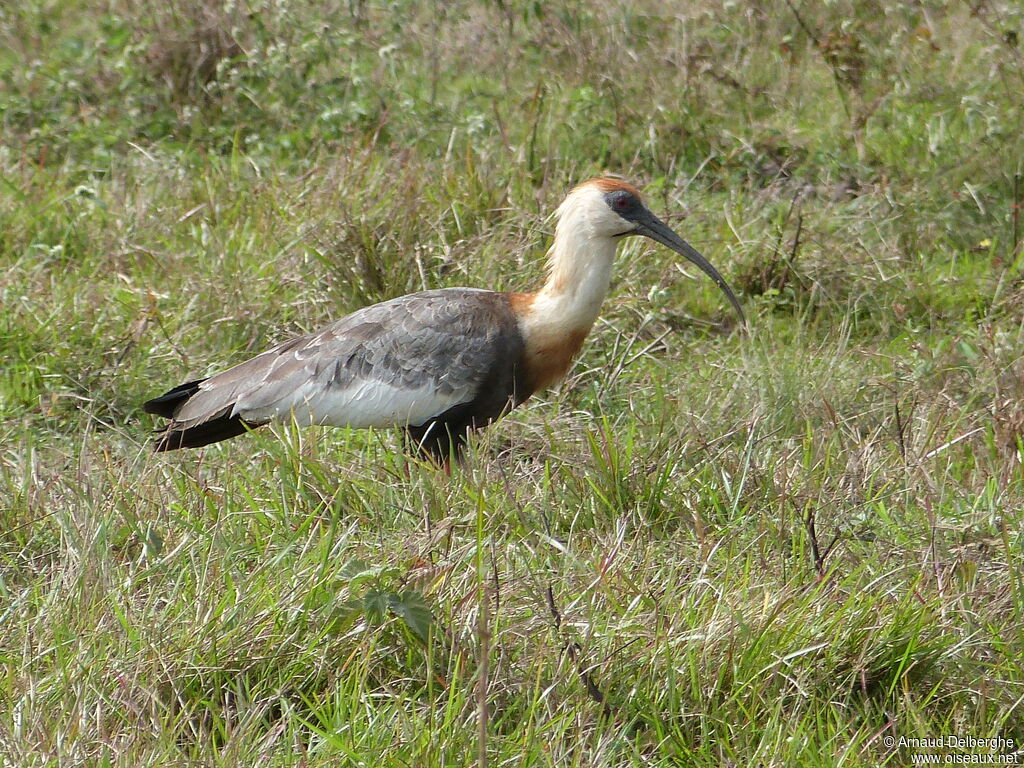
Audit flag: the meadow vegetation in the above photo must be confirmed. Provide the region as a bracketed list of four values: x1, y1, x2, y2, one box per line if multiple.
[2, 0, 1024, 765]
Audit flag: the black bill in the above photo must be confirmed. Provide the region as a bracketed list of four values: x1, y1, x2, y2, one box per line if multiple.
[632, 209, 746, 326]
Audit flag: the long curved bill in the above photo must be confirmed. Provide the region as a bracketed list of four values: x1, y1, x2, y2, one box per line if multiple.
[633, 209, 746, 326]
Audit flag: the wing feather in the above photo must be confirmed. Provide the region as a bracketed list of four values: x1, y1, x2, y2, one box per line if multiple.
[168, 289, 519, 431]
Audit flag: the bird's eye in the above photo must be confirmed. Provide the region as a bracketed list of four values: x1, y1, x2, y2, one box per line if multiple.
[613, 194, 632, 212]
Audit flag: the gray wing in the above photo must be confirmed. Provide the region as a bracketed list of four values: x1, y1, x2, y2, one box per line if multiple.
[168, 289, 522, 431]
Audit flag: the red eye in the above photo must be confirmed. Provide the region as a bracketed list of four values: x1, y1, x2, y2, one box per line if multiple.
[613, 195, 631, 211]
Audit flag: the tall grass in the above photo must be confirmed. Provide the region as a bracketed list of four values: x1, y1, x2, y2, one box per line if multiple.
[1, 0, 1023, 765]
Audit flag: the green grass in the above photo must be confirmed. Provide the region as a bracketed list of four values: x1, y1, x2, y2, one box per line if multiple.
[3, 0, 1024, 765]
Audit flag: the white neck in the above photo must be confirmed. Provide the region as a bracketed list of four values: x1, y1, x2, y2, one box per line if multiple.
[527, 198, 618, 334]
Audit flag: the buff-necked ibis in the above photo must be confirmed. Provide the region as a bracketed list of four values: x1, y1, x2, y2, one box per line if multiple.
[144, 178, 745, 459]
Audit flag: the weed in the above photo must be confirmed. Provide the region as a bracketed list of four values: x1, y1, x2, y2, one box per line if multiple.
[2, 1, 1024, 765]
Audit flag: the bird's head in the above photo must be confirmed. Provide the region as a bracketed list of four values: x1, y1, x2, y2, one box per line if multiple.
[558, 178, 746, 325]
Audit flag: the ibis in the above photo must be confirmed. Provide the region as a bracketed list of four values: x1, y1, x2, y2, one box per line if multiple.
[144, 178, 745, 459]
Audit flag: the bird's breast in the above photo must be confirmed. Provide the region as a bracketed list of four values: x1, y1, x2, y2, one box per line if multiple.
[520, 329, 589, 393]
[509, 292, 592, 395]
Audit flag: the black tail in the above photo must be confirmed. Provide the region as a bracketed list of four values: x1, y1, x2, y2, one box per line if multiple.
[144, 378, 258, 451]
[153, 417, 255, 452]
[143, 379, 206, 418]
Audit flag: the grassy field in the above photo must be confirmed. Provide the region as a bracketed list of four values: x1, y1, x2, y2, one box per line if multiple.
[3, 0, 1024, 765]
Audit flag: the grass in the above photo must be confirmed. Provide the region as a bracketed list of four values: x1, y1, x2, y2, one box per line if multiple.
[2, 0, 1024, 764]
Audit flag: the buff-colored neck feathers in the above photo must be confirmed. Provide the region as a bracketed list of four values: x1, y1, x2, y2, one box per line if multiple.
[521, 179, 627, 334]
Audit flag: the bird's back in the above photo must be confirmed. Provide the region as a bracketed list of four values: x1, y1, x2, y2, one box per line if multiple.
[147, 288, 529, 452]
